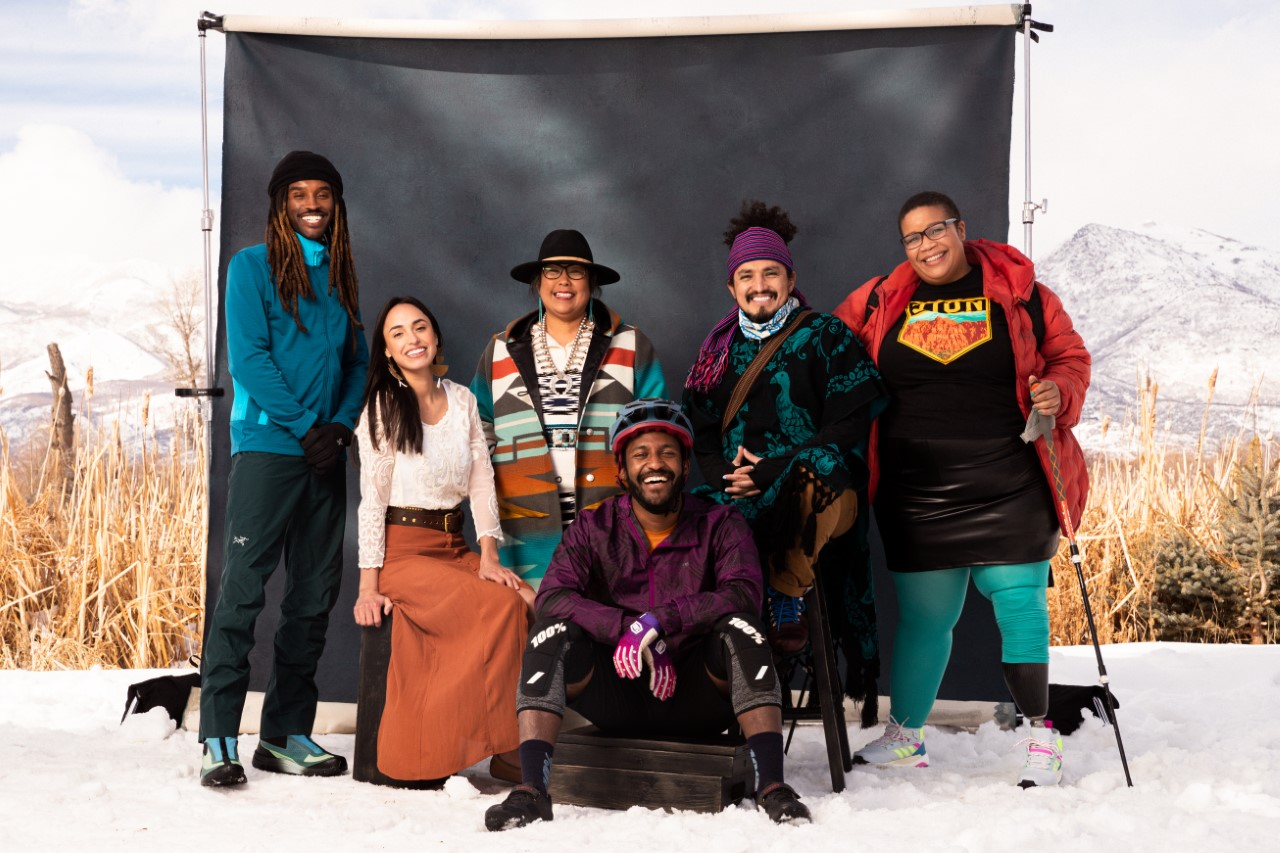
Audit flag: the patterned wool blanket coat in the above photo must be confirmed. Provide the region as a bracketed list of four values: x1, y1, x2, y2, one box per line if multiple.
[471, 299, 666, 587]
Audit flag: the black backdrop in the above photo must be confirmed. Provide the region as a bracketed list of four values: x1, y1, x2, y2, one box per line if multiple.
[208, 19, 1018, 704]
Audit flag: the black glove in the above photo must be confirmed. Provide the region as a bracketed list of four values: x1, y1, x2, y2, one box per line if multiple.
[301, 422, 353, 475]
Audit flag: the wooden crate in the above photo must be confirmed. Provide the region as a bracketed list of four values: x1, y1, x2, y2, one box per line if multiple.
[549, 726, 755, 813]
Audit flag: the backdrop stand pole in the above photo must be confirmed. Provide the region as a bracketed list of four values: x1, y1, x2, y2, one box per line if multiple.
[1020, 4, 1053, 259]
[179, 12, 226, 403]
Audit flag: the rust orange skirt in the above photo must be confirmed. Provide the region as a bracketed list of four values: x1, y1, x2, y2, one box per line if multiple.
[374, 524, 530, 780]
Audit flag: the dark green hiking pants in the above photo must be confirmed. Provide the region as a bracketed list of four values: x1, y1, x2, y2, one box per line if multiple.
[199, 452, 346, 740]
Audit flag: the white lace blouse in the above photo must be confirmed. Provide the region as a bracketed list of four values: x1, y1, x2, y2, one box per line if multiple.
[355, 379, 503, 569]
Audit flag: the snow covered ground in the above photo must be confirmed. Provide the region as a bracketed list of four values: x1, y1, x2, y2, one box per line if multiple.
[1, 642, 1276, 852]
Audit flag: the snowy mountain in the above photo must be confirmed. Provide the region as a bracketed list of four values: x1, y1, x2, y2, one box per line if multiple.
[0, 263, 192, 447]
[1037, 223, 1280, 447]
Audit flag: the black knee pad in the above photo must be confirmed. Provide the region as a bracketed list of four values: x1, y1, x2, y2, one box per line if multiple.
[519, 618, 582, 700]
[714, 613, 780, 713]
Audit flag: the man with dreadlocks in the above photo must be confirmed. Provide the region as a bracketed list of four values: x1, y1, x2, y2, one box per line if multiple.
[682, 201, 887, 663]
[199, 151, 369, 788]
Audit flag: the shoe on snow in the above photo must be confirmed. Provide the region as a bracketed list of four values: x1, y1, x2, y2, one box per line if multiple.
[853, 716, 928, 767]
[251, 734, 348, 777]
[758, 782, 811, 824]
[485, 784, 553, 831]
[1015, 720, 1063, 788]
[201, 736, 247, 788]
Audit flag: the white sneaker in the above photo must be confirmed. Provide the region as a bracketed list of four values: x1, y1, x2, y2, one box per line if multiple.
[853, 716, 928, 767]
[1015, 720, 1063, 788]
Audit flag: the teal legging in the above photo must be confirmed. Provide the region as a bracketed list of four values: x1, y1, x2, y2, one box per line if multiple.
[889, 562, 1050, 728]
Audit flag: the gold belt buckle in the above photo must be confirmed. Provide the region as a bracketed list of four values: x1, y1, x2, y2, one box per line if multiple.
[444, 512, 456, 534]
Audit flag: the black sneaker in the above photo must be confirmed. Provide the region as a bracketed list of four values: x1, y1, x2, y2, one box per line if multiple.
[251, 734, 348, 777]
[758, 782, 811, 824]
[200, 737, 247, 788]
[484, 785, 553, 831]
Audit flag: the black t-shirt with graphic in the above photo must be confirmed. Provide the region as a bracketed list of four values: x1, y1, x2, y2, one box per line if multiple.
[878, 266, 1025, 439]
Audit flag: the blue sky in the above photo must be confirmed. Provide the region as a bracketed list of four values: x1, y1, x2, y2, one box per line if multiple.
[1, 0, 1278, 300]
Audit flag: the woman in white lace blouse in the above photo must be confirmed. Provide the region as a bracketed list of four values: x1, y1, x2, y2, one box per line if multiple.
[353, 296, 532, 785]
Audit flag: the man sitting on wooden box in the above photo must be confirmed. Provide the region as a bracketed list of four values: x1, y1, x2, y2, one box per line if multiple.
[484, 399, 810, 830]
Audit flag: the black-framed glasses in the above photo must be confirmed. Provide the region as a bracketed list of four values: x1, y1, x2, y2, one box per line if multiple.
[900, 218, 957, 249]
[541, 264, 587, 281]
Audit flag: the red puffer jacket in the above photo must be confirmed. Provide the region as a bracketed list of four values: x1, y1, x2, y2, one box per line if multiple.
[833, 239, 1091, 535]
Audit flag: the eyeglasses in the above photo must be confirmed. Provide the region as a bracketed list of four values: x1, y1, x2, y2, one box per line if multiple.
[541, 264, 587, 281]
[900, 219, 958, 249]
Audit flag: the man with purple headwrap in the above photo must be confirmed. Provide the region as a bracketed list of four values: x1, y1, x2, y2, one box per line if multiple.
[682, 202, 887, 665]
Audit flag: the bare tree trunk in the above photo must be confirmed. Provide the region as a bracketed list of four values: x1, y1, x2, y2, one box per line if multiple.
[45, 343, 75, 483]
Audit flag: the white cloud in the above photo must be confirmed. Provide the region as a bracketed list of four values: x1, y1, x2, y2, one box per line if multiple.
[0, 124, 208, 295]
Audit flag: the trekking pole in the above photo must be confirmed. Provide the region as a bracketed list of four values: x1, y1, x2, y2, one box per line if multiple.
[1022, 406, 1134, 787]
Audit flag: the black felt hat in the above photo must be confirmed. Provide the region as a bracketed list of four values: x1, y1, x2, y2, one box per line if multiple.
[509, 229, 620, 285]
[267, 150, 343, 198]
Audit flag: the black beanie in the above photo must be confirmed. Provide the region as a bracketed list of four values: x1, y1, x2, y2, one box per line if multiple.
[267, 150, 344, 198]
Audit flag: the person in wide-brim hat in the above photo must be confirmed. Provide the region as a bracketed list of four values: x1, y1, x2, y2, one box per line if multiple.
[509, 228, 621, 286]
[471, 228, 665, 590]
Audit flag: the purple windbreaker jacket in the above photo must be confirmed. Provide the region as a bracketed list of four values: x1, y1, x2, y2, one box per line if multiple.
[535, 492, 762, 658]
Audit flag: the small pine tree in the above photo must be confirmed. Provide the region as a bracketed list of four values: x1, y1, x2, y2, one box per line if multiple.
[1215, 439, 1279, 644]
[1150, 532, 1244, 641]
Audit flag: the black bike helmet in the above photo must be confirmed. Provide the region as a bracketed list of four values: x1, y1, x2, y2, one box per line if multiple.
[609, 398, 694, 456]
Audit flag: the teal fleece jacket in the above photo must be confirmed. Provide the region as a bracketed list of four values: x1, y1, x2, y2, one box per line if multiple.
[225, 234, 369, 456]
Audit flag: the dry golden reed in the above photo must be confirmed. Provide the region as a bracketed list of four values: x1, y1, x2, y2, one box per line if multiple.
[1, 394, 207, 670]
[1047, 373, 1276, 645]
[1, 369, 1271, 671]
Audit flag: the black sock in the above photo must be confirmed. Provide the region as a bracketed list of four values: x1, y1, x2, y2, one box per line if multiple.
[262, 736, 287, 748]
[747, 731, 785, 791]
[1002, 662, 1049, 720]
[519, 739, 554, 793]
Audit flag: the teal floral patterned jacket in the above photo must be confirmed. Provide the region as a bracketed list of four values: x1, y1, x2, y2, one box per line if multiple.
[683, 310, 886, 520]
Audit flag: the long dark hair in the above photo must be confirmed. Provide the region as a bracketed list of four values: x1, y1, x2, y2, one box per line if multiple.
[360, 296, 445, 454]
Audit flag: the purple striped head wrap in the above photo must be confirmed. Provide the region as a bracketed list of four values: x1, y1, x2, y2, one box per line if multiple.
[726, 227, 793, 278]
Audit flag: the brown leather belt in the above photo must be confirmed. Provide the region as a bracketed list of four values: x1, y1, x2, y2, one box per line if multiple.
[386, 505, 464, 534]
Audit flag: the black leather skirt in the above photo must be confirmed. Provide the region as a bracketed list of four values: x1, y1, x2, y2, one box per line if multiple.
[875, 436, 1060, 572]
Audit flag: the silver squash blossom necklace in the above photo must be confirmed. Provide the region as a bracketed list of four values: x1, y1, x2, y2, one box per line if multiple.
[534, 314, 593, 384]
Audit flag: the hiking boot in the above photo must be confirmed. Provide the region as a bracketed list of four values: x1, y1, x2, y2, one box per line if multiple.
[200, 736, 247, 788]
[251, 734, 348, 777]
[485, 785, 553, 831]
[767, 587, 808, 656]
[757, 782, 811, 824]
[1015, 720, 1063, 788]
[853, 717, 928, 767]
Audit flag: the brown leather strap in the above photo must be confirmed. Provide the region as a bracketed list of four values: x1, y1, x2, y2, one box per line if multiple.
[386, 505, 465, 534]
[721, 310, 811, 434]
